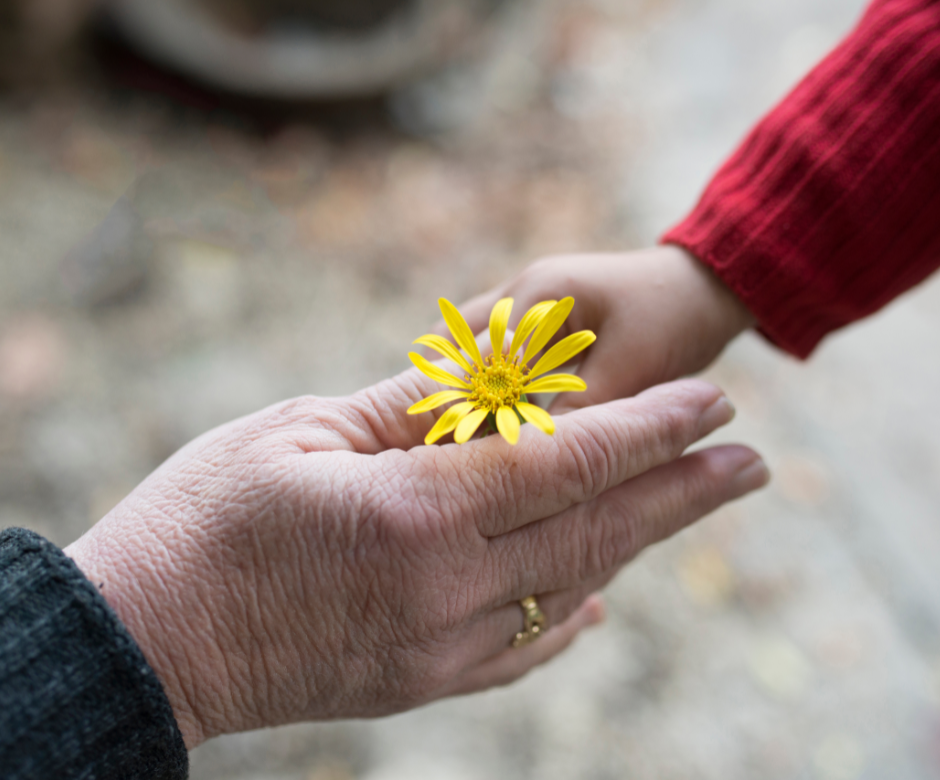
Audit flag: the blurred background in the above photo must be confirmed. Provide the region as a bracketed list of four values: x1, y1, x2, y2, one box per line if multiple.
[2, 0, 940, 777]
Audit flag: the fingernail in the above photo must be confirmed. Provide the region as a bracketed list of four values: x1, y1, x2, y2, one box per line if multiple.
[699, 395, 736, 436]
[730, 456, 770, 497]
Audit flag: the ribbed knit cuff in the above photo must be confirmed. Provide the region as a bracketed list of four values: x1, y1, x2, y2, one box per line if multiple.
[0, 527, 188, 780]
[663, 0, 940, 359]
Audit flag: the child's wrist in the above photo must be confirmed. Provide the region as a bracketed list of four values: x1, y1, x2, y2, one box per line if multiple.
[660, 244, 755, 341]
[624, 244, 755, 382]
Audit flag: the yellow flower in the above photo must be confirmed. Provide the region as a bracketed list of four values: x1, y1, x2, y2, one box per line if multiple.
[408, 297, 596, 445]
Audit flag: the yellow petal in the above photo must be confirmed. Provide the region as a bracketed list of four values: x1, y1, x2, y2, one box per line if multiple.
[412, 334, 473, 374]
[409, 352, 472, 389]
[509, 300, 556, 358]
[523, 374, 587, 394]
[407, 390, 471, 415]
[425, 402, 475, 445]
[528, 331, 596, 379]
[516, 402, 555, 435]
[495, 406, 520, 445]
[522, 297, 575, 367]
[439, 298, 483, 369]
[489, 298, 514, 358]
[454, 408, 489, 444]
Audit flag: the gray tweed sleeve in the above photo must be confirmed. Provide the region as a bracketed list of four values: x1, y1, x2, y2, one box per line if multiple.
[0, 527, 188, 779]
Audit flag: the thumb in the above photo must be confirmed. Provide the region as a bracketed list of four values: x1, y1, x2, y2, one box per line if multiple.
[347, 328, 499, 453]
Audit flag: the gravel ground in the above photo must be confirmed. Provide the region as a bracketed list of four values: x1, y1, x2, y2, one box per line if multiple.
[2, 0, 939, 777]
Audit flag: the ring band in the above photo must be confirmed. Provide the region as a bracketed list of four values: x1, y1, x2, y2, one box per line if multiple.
[512, 595, 546, 648]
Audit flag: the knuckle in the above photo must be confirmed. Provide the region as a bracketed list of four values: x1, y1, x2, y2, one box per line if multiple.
[274, 392, 322, 416]
[265, 394, 328, 428]
[559, 417, 616, 498]
[420, 654, 466, 697]
[427, 448, 486, 523]
[357, 452, 484, 582]
[363, 458, 417, 525]
[427, 444, 522, 536]
[360, 454, 449, 551]
[683, 451, 732, 511]
[375, 592, 473, 703]
[643, 454, 722, 529]
[353, 377, 420, 427]
[627, 403, 694, 471]
[501, 534, 540, 596]
[580, 497, 641, 580]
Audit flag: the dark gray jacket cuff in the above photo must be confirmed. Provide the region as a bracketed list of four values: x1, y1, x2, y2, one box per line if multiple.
[0, 527, 188, 779]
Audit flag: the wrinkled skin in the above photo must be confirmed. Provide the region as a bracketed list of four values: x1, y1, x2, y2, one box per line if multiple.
[66, 363, 766, 749]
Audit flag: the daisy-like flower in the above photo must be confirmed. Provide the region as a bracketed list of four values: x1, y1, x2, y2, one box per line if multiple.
[408, 297, 596, 445]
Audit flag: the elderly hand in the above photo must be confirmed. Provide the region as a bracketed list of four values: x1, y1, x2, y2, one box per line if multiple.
[440, 246, 754, 413]
[65, 367, 766, 749]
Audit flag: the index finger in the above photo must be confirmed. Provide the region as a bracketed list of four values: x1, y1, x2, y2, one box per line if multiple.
[416, 378, 735, 537]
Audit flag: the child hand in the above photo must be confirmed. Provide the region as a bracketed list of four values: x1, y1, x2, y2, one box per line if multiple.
[441, 246, 754, 413]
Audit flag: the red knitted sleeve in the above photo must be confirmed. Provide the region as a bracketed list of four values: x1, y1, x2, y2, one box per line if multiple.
[662, 0, 940, 358]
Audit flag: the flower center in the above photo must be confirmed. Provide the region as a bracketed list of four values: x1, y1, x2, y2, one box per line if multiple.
[468, 353, 526, 413]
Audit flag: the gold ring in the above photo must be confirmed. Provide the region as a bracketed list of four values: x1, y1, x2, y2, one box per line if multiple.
[512, 595, 546, 648]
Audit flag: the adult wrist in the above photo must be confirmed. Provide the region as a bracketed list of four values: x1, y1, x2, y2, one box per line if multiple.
[65, 522, 209, 750]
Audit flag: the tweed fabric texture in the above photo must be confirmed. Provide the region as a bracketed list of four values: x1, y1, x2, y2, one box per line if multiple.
[0, 527, 187, 779]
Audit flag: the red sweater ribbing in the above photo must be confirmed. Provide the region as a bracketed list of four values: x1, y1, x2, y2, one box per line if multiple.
[663, 0, 940, 358]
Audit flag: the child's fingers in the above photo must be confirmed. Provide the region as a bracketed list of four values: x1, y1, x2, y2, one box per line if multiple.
[547, 337, 658, 415]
